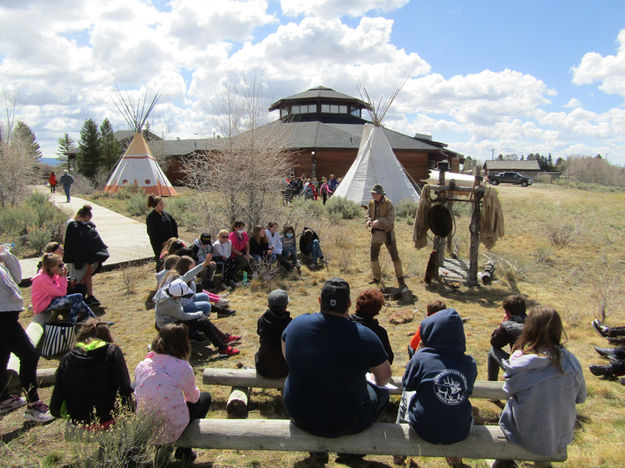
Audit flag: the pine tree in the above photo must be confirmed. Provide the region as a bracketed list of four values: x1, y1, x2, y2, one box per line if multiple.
[99, 119, 121, 170]
[13, 121, 42, 160]
[56, 133, 74, 170]
[78, 119, 101, 179]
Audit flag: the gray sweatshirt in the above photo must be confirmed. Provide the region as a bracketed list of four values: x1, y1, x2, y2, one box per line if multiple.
[153, 288, 204, 328]
[499, 347, 586, 456]
[0, 251, 24, 312]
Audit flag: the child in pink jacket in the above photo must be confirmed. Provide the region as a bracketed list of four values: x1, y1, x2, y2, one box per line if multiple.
[31, 253, 94, 324]
[135, 323, 211, 465]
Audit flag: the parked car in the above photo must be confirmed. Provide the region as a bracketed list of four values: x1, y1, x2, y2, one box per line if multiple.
[487, 172, 533, 186]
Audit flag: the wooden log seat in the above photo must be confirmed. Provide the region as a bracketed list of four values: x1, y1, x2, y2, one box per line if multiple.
[176, 419, 566, 462]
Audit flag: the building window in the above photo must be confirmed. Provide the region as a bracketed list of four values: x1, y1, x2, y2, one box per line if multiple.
[350, 107, 361, 117]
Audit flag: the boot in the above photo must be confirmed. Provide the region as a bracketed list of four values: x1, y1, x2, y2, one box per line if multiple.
[594, 347, 625, 360]
[589, 364, 613, 376]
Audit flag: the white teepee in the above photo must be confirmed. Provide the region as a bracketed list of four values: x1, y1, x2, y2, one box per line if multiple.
[104, 89, 177, 196]
[104, 134, 177, 196]
[333, 123, 419, 206]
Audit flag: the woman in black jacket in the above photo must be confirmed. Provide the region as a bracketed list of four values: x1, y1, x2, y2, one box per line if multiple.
[50, 319, 133, 428]
[146, 194, 178, 262]
[63, 205, 108, 306]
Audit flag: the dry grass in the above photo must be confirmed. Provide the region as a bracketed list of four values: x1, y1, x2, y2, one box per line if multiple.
[2, 183, 625, 466]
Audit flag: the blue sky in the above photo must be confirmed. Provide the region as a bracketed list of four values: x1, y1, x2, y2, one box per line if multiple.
[0, 0, 624, 164]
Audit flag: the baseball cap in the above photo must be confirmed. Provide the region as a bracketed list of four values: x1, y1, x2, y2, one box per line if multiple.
[200, 233, 211, 244]
[167, 279, 193, 298]
[320, 277, 350, 312]
[268, 289, 289, 312]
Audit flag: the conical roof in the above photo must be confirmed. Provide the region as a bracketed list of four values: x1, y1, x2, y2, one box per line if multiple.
[104, 132, 177, 196]
[333, 123, 419, 206]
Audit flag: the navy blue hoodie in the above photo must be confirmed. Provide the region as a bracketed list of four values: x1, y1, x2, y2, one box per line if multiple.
[402, 308, 477, 444]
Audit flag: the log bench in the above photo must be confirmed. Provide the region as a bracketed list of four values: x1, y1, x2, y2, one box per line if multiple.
[176, 418, 566, 463]
[202, 368, 506, 417]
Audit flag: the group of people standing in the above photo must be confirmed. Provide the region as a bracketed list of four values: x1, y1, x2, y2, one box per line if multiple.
[284, 173, 340, 204]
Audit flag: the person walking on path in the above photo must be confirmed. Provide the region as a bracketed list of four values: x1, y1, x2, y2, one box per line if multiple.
[146, 194, 178, 262]
[59, 169, 74, 203]
[0, 246, 53, 423]
[48, 171, 57, 193]
[366, 184, 406, 287]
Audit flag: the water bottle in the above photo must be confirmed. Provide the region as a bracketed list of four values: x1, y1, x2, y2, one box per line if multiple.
[242, 271, 248, 285]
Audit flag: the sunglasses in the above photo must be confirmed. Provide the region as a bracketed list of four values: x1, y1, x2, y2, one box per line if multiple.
[220, 235, 228, 239]
[57, 263, 65, 268]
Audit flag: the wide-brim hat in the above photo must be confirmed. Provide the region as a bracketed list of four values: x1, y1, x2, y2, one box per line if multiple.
[370, 184, 385, 195]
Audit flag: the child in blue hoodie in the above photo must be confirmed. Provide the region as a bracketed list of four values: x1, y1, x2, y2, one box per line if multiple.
[397, 308, 477, 466]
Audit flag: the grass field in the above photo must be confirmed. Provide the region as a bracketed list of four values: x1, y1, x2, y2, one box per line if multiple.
[2, 183, 625, 467]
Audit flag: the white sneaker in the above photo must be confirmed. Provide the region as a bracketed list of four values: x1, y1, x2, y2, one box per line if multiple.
[24, 401, 54, 423]
[216, 299, 230, 307]
[0, 395, 27, 416]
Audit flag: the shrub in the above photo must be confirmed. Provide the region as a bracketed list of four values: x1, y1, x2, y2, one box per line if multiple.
[289, 196, 326, 219]
[394, 199, 418, 219]
[325, 196, 361, 220]
[125, 192, 148, 217]
[67, 406, 157, 468]
[28, 225, 53, 253]
[0, 193, 68, 256]
[549, 223, 579, 247]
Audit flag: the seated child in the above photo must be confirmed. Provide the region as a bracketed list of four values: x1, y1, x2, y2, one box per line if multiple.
[31, 253, 96, 324]
[488, 295, 526, 381]
[408, 299, 447, 357]
[50, 319, 132, 428]
[190, 232, 217, 288]
[255, 289, 292, 378]
[299, 226, 325, 269]
[494, 307, 585, 466]
[153, 279, 240, 357]
[212, 229, 237, 286]
[349, 289, 394, 364]
[249, 225, 273, 263]
[175, 256, 234, 318]
[397, 308, 477, 467]
[280, 225, 299, 272]
[135, 323, 212, 465]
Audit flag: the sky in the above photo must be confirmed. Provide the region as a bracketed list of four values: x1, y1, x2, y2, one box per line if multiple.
[1, 0, 625, 164]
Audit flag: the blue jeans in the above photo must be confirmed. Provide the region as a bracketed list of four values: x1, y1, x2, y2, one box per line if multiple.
[63, 184, 71, 202]
[307, 240, 323, 264]
[281, 247, 297, 269]
[44, 294, 95, 324]
[183, 293, 212, 317]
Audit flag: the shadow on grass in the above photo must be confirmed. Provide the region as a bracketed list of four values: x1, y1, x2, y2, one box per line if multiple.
[0, 421, 39, 443]
[425, 282, 536, 309]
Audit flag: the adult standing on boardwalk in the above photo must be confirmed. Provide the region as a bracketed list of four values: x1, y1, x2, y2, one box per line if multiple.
[63, 204, 108, 307]
[366, 184, 406, 287]
[48, 171, 57, 193]
[59, 169, 74, 202]
[146, 194, 178, 261]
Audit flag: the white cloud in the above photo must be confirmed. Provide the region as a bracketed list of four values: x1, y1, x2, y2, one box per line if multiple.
[564, 98, 582, 108]
[572, 29, 625, 97]
[280, 0, 409, 18]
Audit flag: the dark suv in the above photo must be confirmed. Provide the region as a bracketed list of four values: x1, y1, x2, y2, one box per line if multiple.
[488, 172, 533, 186]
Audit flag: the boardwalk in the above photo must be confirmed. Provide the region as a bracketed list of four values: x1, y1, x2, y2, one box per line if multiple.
[19, 189, 154, 279]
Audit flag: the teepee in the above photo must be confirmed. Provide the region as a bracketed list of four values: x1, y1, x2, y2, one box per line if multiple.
[104, 90, 177, 196]
[333, 85, 419, 206]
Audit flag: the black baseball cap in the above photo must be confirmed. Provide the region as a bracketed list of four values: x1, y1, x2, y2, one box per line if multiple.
[320, 277, 350, 312]
[200, 233, 211, 244]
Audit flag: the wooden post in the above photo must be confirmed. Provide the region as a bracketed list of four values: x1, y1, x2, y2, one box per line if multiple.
[468, 182, 484, 286]
[434, 166, 447, 275]
[227, 386, 251, 419]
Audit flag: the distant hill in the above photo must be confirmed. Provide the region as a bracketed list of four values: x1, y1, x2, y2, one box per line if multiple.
[39, 157, 62, 166]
